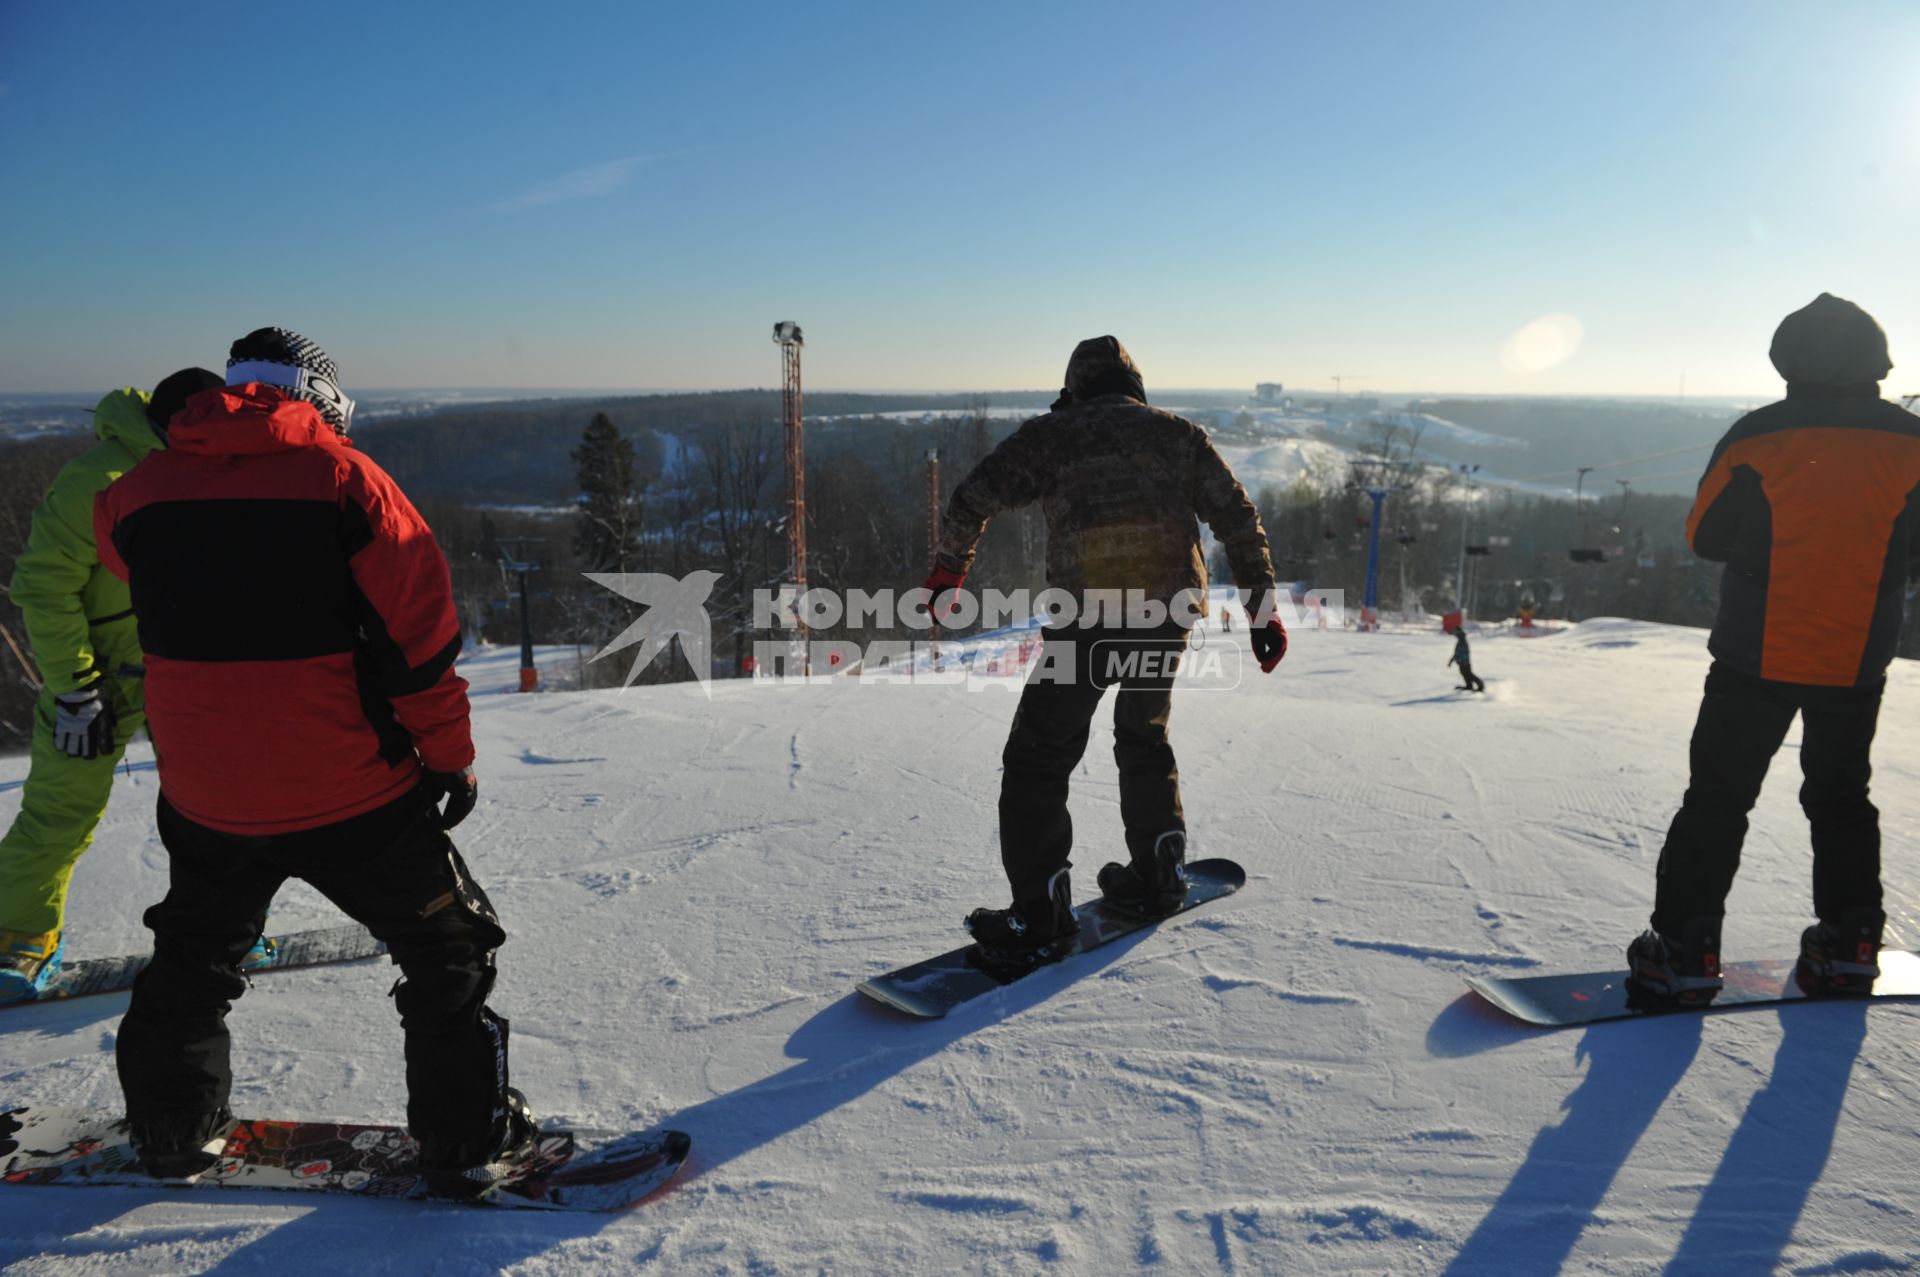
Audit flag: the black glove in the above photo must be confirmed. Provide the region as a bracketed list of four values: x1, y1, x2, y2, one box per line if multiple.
[422, 766, 478, 830]
[52, 679, 115, 760]
[1250, 618, 1288, 674]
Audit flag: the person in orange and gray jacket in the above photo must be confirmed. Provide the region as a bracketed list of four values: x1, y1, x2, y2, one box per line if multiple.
[923, 336, 1285, 966]
[1627, 293, 1920, 1009]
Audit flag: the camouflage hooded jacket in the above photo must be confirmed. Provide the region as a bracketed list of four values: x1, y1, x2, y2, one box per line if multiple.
[933, 336, 1276, 618]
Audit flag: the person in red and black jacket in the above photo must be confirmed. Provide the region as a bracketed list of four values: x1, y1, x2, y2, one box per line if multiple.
[1627, 294, 1920, 1010]
[94, 328, 535, 1197]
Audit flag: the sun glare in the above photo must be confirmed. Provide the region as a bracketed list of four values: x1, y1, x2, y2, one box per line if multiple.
[1501, 313, 1584, 374]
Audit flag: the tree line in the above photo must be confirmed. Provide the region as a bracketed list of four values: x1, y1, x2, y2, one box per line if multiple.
[5, 399, 1918, 752]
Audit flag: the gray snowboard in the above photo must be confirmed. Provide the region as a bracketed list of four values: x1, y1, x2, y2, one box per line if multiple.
[1467, 948, 1920, 1028]
[16, 924, 388, 1005]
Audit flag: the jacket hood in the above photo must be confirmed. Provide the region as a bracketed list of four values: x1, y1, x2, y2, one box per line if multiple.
[165, 384, 344, 457]
[1770, 293, 1892, 387]
[91, 388, 164, 459]
[1061, 336, 1147, 406]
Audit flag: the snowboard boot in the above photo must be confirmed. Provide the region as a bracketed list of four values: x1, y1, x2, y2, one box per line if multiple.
[1795, 905, 1885, 997]
[966, 868, 1076, 969]
[417, 1087, 539, 1201]
[1098, 830, 1188, 915]
[130, 1105, 237, 1179]
[1625, 915, 1723, 1009]
[0, 929, 63, 1006]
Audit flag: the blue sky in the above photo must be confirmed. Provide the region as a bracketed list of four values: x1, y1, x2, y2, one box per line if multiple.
[2, 1, 1916, 396]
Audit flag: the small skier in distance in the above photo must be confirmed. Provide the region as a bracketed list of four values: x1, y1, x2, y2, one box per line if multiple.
[1447, 626, 1485, 693]
[923, 336, 1285, 967]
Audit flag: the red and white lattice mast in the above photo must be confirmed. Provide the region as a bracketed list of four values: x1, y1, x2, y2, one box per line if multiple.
[773, 322, 808, 673]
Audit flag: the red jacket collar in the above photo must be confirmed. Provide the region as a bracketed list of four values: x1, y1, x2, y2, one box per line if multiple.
[166, 384, 347, 456]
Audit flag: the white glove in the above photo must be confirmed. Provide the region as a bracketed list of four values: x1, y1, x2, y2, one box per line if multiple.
[52, 682, 114, 760]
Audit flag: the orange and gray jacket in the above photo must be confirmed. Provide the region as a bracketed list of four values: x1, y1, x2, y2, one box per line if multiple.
[1688, 294, 1920, 687]
[933, 337, 1276, 615]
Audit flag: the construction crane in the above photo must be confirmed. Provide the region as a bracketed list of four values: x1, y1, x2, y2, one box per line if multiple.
[1330, 373, 1366, 397]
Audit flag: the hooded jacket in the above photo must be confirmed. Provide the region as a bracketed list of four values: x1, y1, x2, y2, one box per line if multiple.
[94, 385, 473, 834]
[934, 337, 1275, 616]
[1689, 295, 1920, 686]
[8, 389, 163, 698]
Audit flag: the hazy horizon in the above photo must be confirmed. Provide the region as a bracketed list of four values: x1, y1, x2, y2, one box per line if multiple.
[0, 384, 1773, 407]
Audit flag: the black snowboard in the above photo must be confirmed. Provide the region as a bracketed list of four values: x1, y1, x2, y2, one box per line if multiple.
[857, 858, 1245, 1018]
[1467, 948, 1920, 1028]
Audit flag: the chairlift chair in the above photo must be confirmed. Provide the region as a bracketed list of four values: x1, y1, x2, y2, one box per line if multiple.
[1568, 467, 1604, 564]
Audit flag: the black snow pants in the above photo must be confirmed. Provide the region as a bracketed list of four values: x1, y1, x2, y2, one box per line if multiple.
[997, 626, 1186, 908]
[116, 789, 511, 1158]
[1457, 663, 1486, 693]
[1651, 662, 1884, 935]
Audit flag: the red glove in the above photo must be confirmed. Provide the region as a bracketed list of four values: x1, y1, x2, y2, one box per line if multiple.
[1251, 618, 1287, 673]
[923, 566, 967, 623]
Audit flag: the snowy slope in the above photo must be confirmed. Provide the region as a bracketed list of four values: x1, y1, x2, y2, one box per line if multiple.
[3, 621, 1919, 1275]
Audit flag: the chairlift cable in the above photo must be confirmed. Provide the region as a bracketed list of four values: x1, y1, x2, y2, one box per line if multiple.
[1514, 441, 1713, 484]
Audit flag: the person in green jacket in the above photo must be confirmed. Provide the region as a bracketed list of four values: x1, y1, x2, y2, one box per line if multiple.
[0, 370, 223, 1003]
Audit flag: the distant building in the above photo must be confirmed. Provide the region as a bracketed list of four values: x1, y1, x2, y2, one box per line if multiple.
[1254, 382, 1285, 404]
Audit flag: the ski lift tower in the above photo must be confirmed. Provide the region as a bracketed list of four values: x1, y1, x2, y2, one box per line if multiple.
[1348, 455, 1411, 631]
[497, 536, 544, 692]
[773, 321, 809, 674]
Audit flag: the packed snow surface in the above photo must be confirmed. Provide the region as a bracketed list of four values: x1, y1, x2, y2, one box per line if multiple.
[2, 621, 1918, 1275]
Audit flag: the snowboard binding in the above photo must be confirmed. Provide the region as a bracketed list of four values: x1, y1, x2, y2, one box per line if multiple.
[1624, 919, 1723, 1011]
[965, 868, 1076, 971]
[1794, 907, 1885, 997]
[1098, 831, 1188, 917]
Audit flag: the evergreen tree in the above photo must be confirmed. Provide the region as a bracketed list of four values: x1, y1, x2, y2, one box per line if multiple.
[571, 413, 644, 574]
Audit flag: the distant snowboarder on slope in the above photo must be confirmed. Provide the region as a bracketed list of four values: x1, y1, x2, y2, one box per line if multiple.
[923, 336, 1285, 965]
[1627, 294, 1920, 1007]
[1447, 627, 1485, 693]
[0, 369, 229, 1005]
[94, 329, 536, 1198]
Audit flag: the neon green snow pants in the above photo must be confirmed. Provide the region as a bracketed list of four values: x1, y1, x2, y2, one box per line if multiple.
[0, 682, 144, 937]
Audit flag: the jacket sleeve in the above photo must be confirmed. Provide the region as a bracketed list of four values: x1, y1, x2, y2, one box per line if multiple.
[1686, 438, 1755, 564]
[1189, 426, 1277, 597]
[339, 453, 474, 772]
[932, 419, 1049, 577]
[1907, 483, 1920, 582]
[10, 456, 107, 693]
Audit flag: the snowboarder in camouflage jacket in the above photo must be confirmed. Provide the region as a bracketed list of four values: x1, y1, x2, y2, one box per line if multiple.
[923, 336, 1285, 964]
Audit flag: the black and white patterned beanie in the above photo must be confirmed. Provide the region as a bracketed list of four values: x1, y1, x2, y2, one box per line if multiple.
[226, 327, 353, 433]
